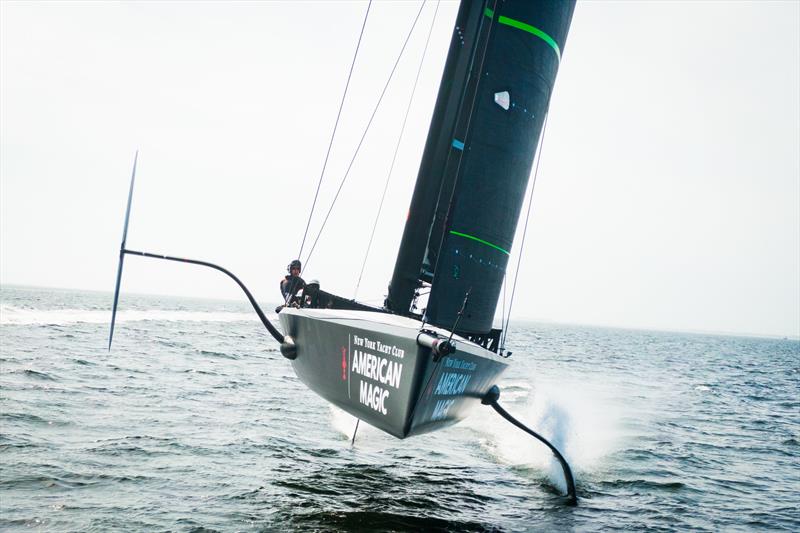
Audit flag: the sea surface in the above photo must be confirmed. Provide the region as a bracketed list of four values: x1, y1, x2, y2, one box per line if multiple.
[1, 285, 798, 532]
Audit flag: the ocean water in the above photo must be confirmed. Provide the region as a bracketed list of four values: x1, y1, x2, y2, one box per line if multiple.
[1, 285, 798, 532]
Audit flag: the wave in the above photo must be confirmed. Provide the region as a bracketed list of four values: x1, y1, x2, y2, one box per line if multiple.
[466, 375, 624, 494]
[0, 304, 258, 326]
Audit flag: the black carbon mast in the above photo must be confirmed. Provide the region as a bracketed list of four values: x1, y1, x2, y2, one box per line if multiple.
[385, 0, 489, 317]
[386, 0, 576, 337]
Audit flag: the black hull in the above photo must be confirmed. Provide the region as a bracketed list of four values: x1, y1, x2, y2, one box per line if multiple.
[278, 308, 509, 439]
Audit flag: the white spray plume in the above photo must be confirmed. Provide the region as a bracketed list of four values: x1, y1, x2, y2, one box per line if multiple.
[467, 376, 623, 492]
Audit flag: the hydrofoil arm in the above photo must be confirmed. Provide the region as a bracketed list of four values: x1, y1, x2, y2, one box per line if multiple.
[482, 385, 577, 505]
[108, 152, 285, 350]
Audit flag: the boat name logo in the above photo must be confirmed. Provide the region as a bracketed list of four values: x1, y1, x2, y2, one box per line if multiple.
[352, 334, 404, 359]
[350, 333, 405, 417]
[430, 360, 478, 422]
[444, 357, 477, 371]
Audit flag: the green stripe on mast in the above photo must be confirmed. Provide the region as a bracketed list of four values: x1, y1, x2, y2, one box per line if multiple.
[484, 8, 561, 61]
[450, 231, 510, 255]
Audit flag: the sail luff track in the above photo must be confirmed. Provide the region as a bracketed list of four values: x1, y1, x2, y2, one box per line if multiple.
[389, 0, 576, 335]
[386, 0, 489, 316]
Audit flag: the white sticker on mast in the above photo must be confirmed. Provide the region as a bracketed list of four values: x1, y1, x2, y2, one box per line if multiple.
[494, 91, 510, 111]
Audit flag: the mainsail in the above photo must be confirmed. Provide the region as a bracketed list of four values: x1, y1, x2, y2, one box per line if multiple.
[387, 0, 576, 334]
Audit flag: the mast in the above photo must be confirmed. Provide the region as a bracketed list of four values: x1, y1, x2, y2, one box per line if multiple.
[386, 0, 488, 316]
[387, 0, 576, 335]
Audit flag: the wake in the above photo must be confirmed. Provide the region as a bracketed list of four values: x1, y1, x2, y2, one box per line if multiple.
[0, 304, 256, 326]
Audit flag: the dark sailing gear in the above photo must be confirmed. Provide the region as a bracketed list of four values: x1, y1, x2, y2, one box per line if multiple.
[280, 274, 305, 303]
[302, 279, 321, 308]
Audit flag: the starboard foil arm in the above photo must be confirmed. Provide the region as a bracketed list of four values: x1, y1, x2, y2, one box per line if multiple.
[119, 249, 285, 345]
[482, 385, 577, 505]
[107, 153, 285, 350]
[108, 151, 138, 351]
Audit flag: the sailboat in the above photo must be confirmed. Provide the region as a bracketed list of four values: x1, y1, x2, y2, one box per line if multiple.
[109, 0, 578, 502]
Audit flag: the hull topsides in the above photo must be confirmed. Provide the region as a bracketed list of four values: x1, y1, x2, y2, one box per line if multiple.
[278, 308, 509, 439]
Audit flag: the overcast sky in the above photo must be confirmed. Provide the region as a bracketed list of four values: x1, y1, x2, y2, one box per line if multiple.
[1, 1, 798, 338]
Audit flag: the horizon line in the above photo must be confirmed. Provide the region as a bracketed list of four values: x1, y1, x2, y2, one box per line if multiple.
[1, 281, 798, 342]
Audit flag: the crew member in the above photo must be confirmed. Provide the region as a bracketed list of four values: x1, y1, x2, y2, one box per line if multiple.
[303, 279, 321, 308]
[280, 259, 305, 306]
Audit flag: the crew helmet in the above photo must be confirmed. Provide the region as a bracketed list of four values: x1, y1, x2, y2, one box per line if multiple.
[288, 259, 302, 272]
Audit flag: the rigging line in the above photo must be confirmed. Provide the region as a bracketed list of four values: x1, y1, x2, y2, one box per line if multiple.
[500, 274, 506, 350]
[303, 0, 427, 272]
[502, 113, 549, 348]
[406, 356, 443, 428]
[296, 1, 373, 261]
[353, 0, 441, 300]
